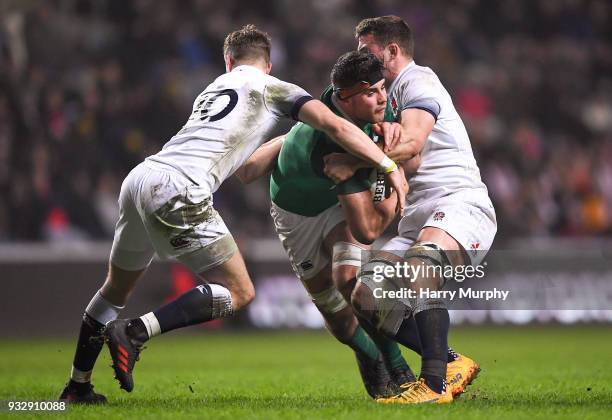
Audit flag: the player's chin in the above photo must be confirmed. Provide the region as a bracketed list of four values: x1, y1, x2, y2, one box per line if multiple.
[372, 110, 385, 122]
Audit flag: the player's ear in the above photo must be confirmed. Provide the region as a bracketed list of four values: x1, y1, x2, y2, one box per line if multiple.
[265, 61, 272, 74]
[224, 55, 234, 72]
[387, 43, 400, 59]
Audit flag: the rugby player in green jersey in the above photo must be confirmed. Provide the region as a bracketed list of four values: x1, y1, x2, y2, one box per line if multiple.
[239, 51, 414, 398]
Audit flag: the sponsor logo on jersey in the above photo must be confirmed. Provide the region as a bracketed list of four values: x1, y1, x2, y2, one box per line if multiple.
[170, 236, 191, 249]
[299, 260, 314, 271]
[372, 171, 386, 202]
[433, 211, 445, 221]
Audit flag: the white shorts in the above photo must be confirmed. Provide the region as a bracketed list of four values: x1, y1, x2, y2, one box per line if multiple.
[383, 189, 497, 265]
[110, 162, 237, 273]
[270, 202, 345, 280]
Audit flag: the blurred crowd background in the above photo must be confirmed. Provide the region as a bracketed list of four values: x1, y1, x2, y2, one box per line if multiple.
[1, 0, 611, 244]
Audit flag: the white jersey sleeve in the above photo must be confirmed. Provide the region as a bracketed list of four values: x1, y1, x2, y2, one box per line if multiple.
[263, 79, 313, 120]
[394, 72, 442, 122]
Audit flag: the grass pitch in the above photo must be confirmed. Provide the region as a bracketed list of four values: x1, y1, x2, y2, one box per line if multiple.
[1, 326, 610, 419]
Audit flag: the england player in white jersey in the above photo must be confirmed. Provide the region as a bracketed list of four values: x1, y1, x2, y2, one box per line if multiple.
[323, 16, 496, 404]
[59, 25, 408, 404]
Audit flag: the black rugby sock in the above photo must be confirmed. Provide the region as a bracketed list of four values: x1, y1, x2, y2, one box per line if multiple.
[71, 314, 105, 380]
[415, 308, 450, 394]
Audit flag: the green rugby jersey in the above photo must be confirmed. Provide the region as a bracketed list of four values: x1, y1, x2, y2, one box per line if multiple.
[270, 85, 394, 216]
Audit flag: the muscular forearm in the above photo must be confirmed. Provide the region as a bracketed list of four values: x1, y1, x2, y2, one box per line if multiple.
[235, 135, 284, 184]
[339, 134, 420, 167]
[386, 139, 421, 162]
[387, 108, 433, 162]
[372, 195, 399, 234]
[298, 100, 394, 170]
[334, 135, 420, 174]
[356, 195, 399, 242]
[326, 119, 391, 168]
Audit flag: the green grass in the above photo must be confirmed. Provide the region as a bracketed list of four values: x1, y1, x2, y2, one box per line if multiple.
[1, 326, 611, 419]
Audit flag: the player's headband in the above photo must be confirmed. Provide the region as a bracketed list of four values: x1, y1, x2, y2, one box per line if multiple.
[333, 71, 385, 100]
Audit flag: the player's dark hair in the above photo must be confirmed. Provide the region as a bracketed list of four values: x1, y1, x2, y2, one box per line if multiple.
[355, 15, 414, 56]
[331, 51, 384, 90]
[223, 24, 271, 64]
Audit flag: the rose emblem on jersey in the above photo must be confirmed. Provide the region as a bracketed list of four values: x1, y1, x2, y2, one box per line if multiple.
[470, 242, 480, 257]
[391, 97, 398, 116]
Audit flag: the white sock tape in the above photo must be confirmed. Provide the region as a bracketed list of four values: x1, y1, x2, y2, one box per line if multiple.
[332, 241, 365, 269]
[140, 312, 162, 338]
[209, 284, 233, 319]
[85, 291, 124, 325]
[70, 366, 92, 383]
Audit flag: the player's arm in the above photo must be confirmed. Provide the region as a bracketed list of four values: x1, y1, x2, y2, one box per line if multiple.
[322, 119, 421, 183]
[298, 100, 391, 168]
[327, 108, 433, 168]
[235, 135, 285, 184]
[385, 108, 434, 161]
[401, 153, 421, 175]
[297, 100, 406, 212]
[337, 167, 407, 245]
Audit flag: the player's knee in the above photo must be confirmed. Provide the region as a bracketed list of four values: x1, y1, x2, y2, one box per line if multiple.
[242, 282, 256, 306]
[351, 254, 391, 317]
[231, 281, 255, 311]
[404, 242, 453, 291]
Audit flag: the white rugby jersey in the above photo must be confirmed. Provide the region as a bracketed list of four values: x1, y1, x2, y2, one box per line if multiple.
[389, 61, 489, 206]
[146, 65, 312, 195]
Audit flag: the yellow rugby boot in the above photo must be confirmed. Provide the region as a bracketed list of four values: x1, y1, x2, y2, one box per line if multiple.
[376, 378, 453, 404]
[446, 353, 480, 398]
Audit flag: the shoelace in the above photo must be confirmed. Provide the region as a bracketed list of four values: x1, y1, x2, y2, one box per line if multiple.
[400, 382, 429, 401]
[393, 380, 432, 401]
[399, 380, 418, 390]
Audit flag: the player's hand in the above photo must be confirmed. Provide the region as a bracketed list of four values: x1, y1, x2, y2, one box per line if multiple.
[398, 165, 409, 192]
[386, 166, 407, 213]
[373, 122, 403, 153]
[385, 165, 409, 201]
[324, 153, 359, 183]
